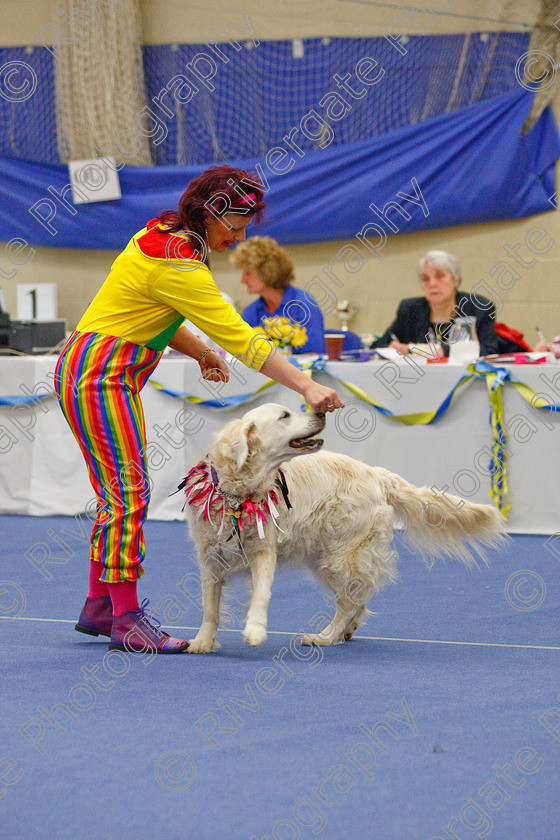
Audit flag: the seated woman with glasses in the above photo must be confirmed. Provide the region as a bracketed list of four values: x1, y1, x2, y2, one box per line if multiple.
[373, 250, 499, 357]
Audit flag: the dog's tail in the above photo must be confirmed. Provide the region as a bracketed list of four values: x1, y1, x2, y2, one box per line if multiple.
[380, 470, 507, 566]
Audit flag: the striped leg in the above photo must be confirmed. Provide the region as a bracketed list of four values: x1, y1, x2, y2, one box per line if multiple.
[55, 332, 161, 583]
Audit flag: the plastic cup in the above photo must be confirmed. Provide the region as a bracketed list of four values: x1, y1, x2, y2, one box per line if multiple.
[325, 333, 344, 360]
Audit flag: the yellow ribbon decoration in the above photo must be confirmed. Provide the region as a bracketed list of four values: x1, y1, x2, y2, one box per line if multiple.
[149, 377, 276, 408]
[149, 358, 558, 516]
[328, 373, 474, 425]
[481, 369, 509, 515]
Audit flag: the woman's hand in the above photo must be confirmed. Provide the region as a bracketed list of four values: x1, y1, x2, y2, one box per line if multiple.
[536, 339, 560, 358]
[167, 327, 229, 381]
[388, 339, 410, 355]
[199, 350, 229, 382]
[301, 380, 344, 414]
[258, 349, 343, 413]
[536, 338, 560, 357]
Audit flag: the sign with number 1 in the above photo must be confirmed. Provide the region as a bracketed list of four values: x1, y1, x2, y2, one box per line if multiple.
[16, 283, 58, 320]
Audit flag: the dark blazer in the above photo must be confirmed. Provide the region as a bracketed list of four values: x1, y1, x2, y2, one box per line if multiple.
[373, 292, 499, 357]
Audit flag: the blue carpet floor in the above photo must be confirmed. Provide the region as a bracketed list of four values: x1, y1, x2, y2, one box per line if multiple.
[1, 515, 559, 840]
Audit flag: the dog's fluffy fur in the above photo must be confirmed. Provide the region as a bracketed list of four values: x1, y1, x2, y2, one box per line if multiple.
[186, 403, 506, 652]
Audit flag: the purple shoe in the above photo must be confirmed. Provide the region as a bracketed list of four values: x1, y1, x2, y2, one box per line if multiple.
[108, 599, 188, 654]
[75, 595, 113, 638]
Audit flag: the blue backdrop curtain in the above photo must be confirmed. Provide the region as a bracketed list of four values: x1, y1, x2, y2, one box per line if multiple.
[0, 87, 557, 249]
[0, 32, 559, 248]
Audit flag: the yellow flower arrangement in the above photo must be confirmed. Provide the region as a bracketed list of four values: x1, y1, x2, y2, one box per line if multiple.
[260, 316, 308, 350]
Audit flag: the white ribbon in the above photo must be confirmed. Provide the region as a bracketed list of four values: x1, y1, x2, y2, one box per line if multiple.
[267, 492, 285, 534]
[217, 503, 226, 537]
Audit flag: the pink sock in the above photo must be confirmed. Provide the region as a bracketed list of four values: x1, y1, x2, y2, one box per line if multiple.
[107, 580, 139, 616]
[88, 561, 110, 598]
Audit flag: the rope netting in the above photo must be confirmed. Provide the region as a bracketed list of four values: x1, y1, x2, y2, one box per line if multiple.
[0, 45, 56, 162]
[0, 3, 549, 166]
[521, 0, 560, 132]
[53, 0, 151, 164]
[142, 32, 529, 165]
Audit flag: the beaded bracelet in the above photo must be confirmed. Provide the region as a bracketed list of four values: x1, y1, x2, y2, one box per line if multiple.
[197, 348, 212, 362]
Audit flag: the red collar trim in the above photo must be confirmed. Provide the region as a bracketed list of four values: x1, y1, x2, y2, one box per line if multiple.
[135, 218, 199, 261]
[181, 462, 288, 540]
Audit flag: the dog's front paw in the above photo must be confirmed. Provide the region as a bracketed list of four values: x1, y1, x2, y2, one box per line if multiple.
[300, 632, 343, 647]
[243, 624, 267, 647]
[187, 637, 219, 654]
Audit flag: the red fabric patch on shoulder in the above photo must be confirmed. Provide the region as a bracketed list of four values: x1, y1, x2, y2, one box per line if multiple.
[135, 219, 198, 260]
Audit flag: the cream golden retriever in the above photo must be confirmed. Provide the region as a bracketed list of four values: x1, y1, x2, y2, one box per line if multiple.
[184, 403, 506, 652]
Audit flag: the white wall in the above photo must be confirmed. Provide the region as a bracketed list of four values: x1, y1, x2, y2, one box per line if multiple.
[1, 0, 537, 46]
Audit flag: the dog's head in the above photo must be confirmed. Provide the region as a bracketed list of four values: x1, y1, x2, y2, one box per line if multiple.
[210, 403, 325, 481]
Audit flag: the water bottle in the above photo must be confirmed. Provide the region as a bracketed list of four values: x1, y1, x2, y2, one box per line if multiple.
[448, 316, 480, 364]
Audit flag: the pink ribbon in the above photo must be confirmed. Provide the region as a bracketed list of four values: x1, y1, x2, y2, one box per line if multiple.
[182, 461, 282, 540]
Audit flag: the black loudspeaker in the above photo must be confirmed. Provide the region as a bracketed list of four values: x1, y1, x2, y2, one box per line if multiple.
[0, 313, 11, 348]
[6, 320, 67, 354]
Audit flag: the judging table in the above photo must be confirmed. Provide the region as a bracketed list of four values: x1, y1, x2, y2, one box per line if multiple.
[1, 354, 559, 533]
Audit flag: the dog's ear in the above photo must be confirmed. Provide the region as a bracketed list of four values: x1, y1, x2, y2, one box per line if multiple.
[233, 418, 259, 470]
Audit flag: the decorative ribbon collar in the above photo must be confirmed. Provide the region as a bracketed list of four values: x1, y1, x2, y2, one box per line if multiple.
[209, 464, 245, 509]
[177, 462, 291, 540]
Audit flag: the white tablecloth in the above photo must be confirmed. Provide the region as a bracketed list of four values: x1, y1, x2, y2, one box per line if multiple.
[1, 355, 559, 533]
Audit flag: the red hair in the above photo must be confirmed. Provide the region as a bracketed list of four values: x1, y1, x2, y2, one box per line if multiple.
[158, 165, 267, 242]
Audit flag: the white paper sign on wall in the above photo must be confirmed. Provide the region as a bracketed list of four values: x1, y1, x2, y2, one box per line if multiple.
[17, 283, 58, 320]
[68, 158, 122, 204]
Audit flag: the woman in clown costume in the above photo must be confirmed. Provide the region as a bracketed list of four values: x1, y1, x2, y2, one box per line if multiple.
[55, 165, 342, 655]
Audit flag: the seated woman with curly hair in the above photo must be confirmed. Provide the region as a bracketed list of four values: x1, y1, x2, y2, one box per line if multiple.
[230, 235, 326, 354]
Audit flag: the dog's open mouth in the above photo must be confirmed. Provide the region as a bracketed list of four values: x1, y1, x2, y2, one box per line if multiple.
[289, 434, 324, 451]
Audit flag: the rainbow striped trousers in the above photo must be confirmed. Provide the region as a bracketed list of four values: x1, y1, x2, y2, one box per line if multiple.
[54, 331, 162, 582]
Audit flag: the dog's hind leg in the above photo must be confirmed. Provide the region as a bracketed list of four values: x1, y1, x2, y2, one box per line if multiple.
[341, 541, 393, 641]
[301, 566, 372, 646]
[243, 549, 276, 647]
[342, 605, 369, 640]
[187, 572, 224, 654]
[301, 543, 384, 646]
[301, 590, 363, 646]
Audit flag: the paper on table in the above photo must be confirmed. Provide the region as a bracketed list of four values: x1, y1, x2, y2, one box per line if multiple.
[481, 352, 555, 364]
[374, 347, 408, 361]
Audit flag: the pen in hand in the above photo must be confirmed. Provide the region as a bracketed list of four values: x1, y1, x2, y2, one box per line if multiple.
[390, 331, 410, 356]
[536, 326, 546, 344]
